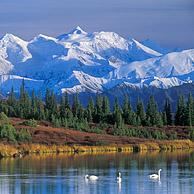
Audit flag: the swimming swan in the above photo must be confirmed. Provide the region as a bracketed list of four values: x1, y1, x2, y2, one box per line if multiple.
[85, 174, 99, 181]
[117, 172, 122, 183]
[149, 169, 162, 180]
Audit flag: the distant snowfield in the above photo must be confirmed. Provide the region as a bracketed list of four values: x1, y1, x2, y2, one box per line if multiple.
[0, 26, 193, 95]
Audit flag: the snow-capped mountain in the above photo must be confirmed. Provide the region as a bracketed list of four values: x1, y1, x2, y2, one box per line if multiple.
[0, 26, 193, 95]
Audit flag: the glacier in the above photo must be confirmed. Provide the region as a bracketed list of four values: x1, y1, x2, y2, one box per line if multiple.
[0, 26, 193, 96]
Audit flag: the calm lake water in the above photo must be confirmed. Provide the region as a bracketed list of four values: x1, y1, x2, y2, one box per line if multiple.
[0, 151, 193, 194]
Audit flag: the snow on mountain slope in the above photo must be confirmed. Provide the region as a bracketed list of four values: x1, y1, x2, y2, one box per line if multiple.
[0, 56, 13, 74]
[0, 27, 193, 95]
[58, 27, 162, 65]
[0, 34, 31, 64]
[0, 75, 44, 94]
[114, 49, 194, 79]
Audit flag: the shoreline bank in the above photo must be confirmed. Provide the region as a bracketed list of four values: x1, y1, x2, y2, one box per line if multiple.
[0, 139, 194, 158]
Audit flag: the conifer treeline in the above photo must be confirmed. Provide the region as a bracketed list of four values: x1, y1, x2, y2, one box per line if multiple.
[0, 81, 194, 129]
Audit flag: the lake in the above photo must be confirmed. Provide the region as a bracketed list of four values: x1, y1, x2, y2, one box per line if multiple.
[0, 151, 193, 194]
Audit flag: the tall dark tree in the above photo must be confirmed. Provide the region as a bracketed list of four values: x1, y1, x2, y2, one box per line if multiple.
[102, 96, 110, 117]
[36, 95, 45, 120]
[175, 95, 186, 126]
[113, 98, 123, 128]
[146, 96, 159, 126]
[122, 96, 130, 123]
[18, 80, 31, 118]
[136, 98, 146, 125]
[60, 96, 66, 118]
[94, 95, 103, 123]
[31, 90, 38, 119]
[185, 93, 194, 126]
[163, 98, 172, 125]
[45, 89, 58, 120]
[7, 87, 17, 116]
[86, 98, 94, 122]
[72, 94, 80, 118]
[122, 96, 136, 125]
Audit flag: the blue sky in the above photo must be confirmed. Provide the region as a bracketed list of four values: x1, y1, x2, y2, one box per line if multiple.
[0, 0, 193, 49]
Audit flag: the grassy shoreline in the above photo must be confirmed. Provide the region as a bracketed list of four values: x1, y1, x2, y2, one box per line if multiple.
[0, 139, 194, 158]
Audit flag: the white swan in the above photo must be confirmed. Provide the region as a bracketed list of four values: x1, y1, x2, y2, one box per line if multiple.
[117, 172, 122, 183]
[85, 174, 99, 181]
[149, 169, 162, 180]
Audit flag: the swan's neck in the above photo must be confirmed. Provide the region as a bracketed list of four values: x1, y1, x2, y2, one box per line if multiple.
[158, 171, 161, 180]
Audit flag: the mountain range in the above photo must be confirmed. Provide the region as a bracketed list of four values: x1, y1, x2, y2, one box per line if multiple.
[0, 26, 193, 98]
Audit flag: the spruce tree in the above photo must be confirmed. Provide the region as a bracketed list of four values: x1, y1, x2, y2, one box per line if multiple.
[122, 95, 130, 124]
[7, 87, 17, 117]
[136, 98, 146, 125]
[102, 96, 110, 120]
[18, 80, 31, 118]
[146, 96, 159, 126]
[31, 90, 38, 119]
[113, 98, 123, 128]
[94, 95, 103, 123]
[162, 112, 167, 126]
[86, 98, 94, 122]
[36, 96, 45, 120]
[122, 96, 135, 125]
[175, 95, 186, 126]
[185, 93, 194, 126]
[72, 94, 80, 118]
[45, 89, 58, 120]
[163, 98, 172, 125]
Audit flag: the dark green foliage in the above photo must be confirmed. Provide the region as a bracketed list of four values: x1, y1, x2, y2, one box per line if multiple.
[146, 96, 163, 127]
[122, 96, 135, 125]
[51, 114, 62, 128]
[136, 98, 146, 125]
[114, 126, 167, 140]
[113, 98, 124, 128]
[17, 128, 32, 142]
[102, 96, 110, 122]
[18, 80, 31, 119]
[72, 94, 80, 118]
[175, 95, 186, 126]
[7, 87, 17, 117]
[60, 93, 70, 119]
[162, 112, 167, 126]
[85, 127, 104, 134]
[185, 93, 194, 126]
[72, 118, 89, 131]
[0, 111, 32, 142]
[0, 124, 17, 142]
[163, 98, 172, 125]
[45, 89, 58, 120]
[94, 95, 103, 123]
[22, 119, 37, 127]
[0, 112, 10, 125]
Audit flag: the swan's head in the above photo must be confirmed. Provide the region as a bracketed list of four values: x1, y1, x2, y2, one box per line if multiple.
[118, 172, 121, 177]
[85, 175, 89, 179]
[158, 169, 162, 172]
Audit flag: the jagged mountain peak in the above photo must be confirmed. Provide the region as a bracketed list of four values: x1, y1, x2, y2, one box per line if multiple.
[57, 26, 88, 41]
[70, 26, 87, 34]
[0, 27, 193, 96]
[1, 33, 22, 42]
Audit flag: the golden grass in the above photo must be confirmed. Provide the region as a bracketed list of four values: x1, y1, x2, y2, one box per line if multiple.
[0, 144, 18, 157]
[0, 140, 193, 158]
